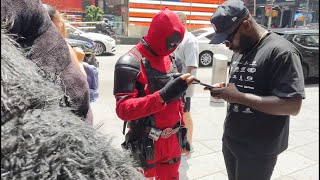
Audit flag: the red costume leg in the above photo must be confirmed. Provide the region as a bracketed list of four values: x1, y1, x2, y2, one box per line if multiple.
[155, 160, 180, 180]
[144, 135, 181, 179]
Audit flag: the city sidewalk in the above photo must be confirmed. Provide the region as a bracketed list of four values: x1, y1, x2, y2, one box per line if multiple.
[91, 66, 319, 179]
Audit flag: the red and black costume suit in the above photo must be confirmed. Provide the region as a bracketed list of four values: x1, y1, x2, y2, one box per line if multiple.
[113, 8, 188, 179]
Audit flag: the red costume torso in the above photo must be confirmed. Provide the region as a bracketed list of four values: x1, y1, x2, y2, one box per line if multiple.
[116, 42, 184, 129]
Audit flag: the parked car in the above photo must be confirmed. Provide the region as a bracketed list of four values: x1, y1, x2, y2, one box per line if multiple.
[66, 23, 116, 56]
[305, 23, 319, 29]
[271, 28, 319, 80]
[191, 27, 234, 67]
[66, 37, 99, 68]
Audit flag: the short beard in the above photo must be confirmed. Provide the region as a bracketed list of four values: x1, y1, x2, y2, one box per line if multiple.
[239, 33, 256, 54]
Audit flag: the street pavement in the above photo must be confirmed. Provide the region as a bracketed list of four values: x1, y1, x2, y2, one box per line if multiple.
[91, 45, 319, 180]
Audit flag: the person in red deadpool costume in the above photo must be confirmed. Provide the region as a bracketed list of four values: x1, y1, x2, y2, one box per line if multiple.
[113, 7, 194, 179]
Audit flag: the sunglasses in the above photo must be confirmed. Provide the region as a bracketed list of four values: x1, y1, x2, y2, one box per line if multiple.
[223, 22, 242, 46]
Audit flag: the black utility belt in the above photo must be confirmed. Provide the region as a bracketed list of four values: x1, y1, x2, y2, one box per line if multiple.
[146, 122, 181, 141]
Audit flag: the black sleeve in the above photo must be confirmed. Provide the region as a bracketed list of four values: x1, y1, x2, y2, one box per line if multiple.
[269, 50, 305, 99]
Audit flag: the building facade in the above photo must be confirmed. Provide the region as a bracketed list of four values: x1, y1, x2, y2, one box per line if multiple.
[43, 0, 318, 37]
[254, 0, 319, 28]
[127, 0, 224, 37]
[41, 0, 95, 21]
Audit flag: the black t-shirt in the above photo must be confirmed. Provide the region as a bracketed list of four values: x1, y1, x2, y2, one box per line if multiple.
[223, 32, 305, 157]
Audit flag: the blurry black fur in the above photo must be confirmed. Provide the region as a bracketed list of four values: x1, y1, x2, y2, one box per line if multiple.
[1, 30, 145, 179]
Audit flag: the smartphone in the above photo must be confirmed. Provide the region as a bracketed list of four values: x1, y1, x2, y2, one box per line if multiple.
[193, 78, 216, 89]
[199, 82, 216, 89]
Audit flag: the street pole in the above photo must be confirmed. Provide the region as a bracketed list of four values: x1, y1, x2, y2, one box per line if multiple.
[103, 0, 107, 13]
[279, 7, 284, 28]
[267, 0, 274, 29]
[253, 0, 256, 16]
[303, 0, 310, 26]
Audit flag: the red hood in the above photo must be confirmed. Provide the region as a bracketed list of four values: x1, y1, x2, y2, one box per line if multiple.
[143, 7, 185, 56]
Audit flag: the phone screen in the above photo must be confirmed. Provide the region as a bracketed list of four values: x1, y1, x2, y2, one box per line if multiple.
[193, 78, 215, 89]
[199, 82, 215, 89]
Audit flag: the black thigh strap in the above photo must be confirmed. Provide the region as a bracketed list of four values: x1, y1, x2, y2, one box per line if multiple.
[161, 156, 181, 165]
[145, 156, 181, 169]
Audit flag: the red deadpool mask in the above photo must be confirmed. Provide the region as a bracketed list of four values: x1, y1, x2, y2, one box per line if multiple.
[144, 7, 186, 56]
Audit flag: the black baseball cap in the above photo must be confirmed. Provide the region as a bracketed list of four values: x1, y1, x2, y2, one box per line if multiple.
[209, 0, 249, 44]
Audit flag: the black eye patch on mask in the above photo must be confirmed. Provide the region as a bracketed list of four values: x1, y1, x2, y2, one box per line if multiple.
[166, 32, 181, 50]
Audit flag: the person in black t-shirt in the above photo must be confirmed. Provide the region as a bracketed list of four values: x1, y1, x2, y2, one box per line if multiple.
[207, 0, 305, 180]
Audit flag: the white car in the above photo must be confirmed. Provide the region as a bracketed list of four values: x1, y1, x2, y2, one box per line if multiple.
[191, 27, 233, 67]
[66, 23, 116, 56]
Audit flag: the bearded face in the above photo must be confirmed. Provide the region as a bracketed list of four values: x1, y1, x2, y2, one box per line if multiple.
[238, 32, 257, 54]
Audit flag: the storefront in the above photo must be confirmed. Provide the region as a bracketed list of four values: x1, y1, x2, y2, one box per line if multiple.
[126, 0, 225, 37]
[42, 0, 94, 21]
[255, 0, 319, 28]
[99, 0, 128, 36]
[95, 0, 224, 37]
[47, 0, 224, 37]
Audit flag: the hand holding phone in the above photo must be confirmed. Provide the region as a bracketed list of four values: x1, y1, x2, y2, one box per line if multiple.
[193, 78, 216, 89]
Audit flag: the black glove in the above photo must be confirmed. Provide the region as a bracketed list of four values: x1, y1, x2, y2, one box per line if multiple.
[159, 76, 188, 103]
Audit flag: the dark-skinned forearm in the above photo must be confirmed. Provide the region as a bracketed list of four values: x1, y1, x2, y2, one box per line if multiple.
[237, 93, 302, 116]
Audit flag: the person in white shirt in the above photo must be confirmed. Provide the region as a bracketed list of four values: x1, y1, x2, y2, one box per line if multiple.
[173, 12, 199, 156]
